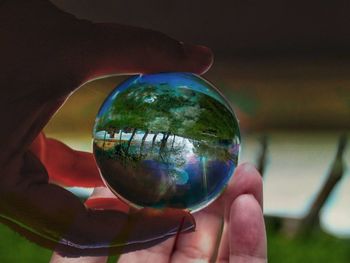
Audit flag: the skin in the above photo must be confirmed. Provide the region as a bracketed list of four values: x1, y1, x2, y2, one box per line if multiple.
[0, 0, 267, 261]
[52, 163, 266, 263]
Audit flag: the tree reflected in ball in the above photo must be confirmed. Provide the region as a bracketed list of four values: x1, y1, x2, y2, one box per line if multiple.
[93, 73, 240, 212]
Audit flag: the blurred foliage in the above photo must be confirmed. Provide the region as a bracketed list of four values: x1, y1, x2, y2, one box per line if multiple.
[267, 225, 350, 262]
[0, 223, 52, 263]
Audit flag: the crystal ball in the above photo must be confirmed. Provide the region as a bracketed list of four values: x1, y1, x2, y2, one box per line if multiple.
[93, 72, 240, 212]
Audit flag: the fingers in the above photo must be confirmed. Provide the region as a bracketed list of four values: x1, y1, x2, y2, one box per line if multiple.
[74, 22, 213, 83]
[50, 187, 126, 263]
[13, 0, 213, 82]
[3, 0, 213, 102]
[222, 163, 264, 217]
[216, 163, 266, 262]
[30, 133, 104, 187]
[0, 152, 195, 257]
[87, 187, 175, 262]
[169, 208, 223, 263]
[227, 195, 267, 262]
[118, 205, 223, 263]
[169, 163, 263, 262]
[51, 187, 176, 262]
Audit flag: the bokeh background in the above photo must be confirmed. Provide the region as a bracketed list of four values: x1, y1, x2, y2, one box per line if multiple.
[1, 1, 350, 262]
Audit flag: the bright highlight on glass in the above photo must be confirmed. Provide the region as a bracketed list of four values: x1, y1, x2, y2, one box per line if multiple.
[93, 72, 240, 212]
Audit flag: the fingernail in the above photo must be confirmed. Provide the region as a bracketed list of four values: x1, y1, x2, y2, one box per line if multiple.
[183, 44, 214, 73]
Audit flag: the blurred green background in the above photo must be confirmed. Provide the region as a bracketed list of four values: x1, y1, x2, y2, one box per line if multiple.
[2, 0, 350, 262]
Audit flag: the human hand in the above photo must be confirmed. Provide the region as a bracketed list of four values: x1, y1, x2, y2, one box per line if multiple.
[51, 163, 267, 262]
[0, 0, 212, 256]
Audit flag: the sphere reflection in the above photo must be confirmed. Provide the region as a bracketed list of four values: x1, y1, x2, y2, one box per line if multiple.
[93, 73, 240, 212]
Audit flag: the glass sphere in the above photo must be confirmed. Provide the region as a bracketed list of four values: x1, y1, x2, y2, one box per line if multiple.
[93, 72, 240, 212]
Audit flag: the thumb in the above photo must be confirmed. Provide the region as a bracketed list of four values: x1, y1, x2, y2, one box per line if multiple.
[72, 22, 214, 82]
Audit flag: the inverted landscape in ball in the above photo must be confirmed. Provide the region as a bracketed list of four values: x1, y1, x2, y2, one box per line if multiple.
[93, 72, 240, 212]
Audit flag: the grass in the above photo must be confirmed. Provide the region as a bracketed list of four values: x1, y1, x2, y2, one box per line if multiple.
[267, 226, 350, 262]
[0, 223, 52, 263]
[0, 221, 350, 262]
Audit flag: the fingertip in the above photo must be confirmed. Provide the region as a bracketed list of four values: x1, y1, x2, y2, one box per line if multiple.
[230, 194, 262, 217]
[223, 162, 263, 211]
[235, 163, 263, 195]
[230, 194, 267, 260]
[182, 44, 214, 74]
